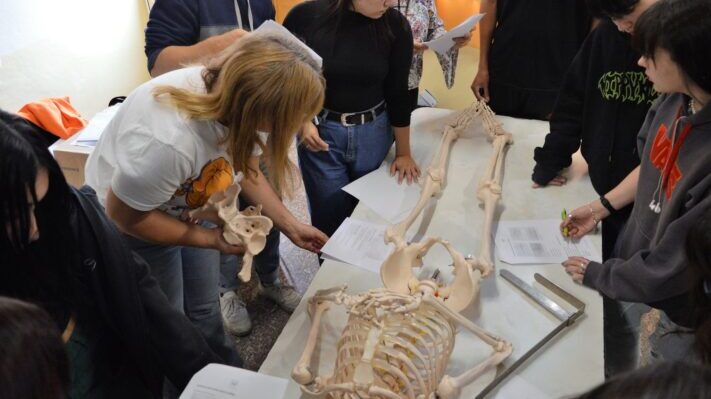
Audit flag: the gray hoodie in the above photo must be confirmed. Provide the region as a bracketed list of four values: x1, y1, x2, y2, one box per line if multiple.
[584, 93, 711, 325]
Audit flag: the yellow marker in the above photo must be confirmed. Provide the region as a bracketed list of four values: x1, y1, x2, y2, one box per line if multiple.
[562, 209, 569, 237]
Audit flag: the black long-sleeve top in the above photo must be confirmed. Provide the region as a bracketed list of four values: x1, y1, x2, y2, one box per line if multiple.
[532, 19, 657, 195]
[283, 0, 413, 127]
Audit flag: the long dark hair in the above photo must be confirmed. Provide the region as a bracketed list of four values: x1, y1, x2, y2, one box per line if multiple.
[576, 361, 711, 399]
[687, 207, 711, 364]
[633, 0, 711, 96]
[0, 296, 69, 399]
[0, 118, 81, 327]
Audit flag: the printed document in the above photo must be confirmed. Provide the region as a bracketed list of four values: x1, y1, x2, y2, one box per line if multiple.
[424, 14, 485, 55]
[495, 219, 601, 264]
[179, 364, 288, 399]
[342, 123, 441, 223]
[321, 218, 412, 273]
[73, 104, 121, 148]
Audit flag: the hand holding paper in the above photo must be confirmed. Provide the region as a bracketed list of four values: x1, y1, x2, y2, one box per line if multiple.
[424, 14, 484, 55]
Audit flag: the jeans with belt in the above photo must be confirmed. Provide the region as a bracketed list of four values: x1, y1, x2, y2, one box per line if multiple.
[298, 110, 393, 237]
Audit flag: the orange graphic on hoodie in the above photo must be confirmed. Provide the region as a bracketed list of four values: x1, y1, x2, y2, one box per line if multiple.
[175, 157, 234, 208]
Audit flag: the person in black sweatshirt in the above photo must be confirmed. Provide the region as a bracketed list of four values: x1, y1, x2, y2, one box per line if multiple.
[561, 0, 711, 374]
[535, 17, 658, 375]
[284, 0, 418, 237]
[532, 18, 657, 261]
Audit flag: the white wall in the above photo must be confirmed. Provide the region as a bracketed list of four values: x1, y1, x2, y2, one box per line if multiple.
[0, 0, 151, 118]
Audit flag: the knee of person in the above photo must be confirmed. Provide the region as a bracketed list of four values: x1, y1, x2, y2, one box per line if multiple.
[185, 301, 220, 321]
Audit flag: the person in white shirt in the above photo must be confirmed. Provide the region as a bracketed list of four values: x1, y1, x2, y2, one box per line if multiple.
[85, 33, 327, 383]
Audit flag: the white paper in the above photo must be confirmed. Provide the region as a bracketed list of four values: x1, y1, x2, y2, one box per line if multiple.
[417, 89, 437, 107]
[320, 217, 414, 273]
[179, 364, 288, 399]
[342, 124, 442, 223]
[424, 14, 484, 55]
[495, 219, 601, 264]
[72, 104, 121, 148]
[254, 20, 322, 68]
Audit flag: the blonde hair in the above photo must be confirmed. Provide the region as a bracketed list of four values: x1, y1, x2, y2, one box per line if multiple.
[153, 33, 325, 197]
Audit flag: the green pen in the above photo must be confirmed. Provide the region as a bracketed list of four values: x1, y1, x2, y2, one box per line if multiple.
[562, 209, 569, 237]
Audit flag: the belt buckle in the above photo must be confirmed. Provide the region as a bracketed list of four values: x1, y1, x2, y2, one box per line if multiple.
[340, 112, 356, 127]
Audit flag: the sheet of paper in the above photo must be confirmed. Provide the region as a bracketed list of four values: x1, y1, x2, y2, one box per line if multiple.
[417, 89, 437, 107]
[424, 14, 484, 55]
[179, 364, 288, 399]
[72, 104, 121, 148]
[254, 20, 322, 67]
[342, 122, 442, 223]
[495, 219, 601, 264]
[320, 217, 413, 273]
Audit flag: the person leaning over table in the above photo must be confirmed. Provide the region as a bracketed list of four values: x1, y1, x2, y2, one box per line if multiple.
[531, 10, 658, 263]
[284, 0, 420, 238]
[84, 33, 328, 395]
[145, 0, 298, 338]
[395, 0, 472, 111]
[532, 14, 657, 380]
[560, 0, 711, 373]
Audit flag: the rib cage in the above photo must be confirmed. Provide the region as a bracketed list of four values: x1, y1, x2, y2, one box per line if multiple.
[330, 289, 455, 399]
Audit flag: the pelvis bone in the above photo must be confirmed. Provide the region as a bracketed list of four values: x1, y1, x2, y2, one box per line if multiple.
[189, 182, 273, 282]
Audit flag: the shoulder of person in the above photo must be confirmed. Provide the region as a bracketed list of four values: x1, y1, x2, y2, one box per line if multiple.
[592, 18, 626, 39]
[384, 8, 410, 31]
[287, 0, 325, 18]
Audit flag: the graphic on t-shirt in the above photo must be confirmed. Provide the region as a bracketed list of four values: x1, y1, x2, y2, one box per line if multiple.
[175, 157, 234, 208]
[598, 71, 657, 105]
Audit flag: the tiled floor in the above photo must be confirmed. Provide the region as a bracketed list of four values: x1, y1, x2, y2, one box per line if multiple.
[228, 143, 320, 371]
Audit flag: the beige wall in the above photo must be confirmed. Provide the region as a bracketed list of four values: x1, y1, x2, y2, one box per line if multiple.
[0, 0, 151, 119]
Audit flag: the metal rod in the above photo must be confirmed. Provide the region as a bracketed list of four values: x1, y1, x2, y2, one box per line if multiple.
[475, 272, 585, 398]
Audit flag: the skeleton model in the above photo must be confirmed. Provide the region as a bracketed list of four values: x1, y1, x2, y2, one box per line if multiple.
[292, 99, 514, 399]
[189, 180, 273, 282]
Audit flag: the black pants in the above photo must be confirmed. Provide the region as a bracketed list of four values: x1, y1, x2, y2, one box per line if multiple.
[601, 204, 633, 261]
[600, 203, 641, 378]
[488, 81, 557, 121]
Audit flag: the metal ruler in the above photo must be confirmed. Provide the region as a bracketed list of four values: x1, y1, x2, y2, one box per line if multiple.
[476, 271, 586, 398]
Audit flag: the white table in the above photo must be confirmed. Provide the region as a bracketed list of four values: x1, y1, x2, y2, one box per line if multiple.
[260, 108, 604, 398]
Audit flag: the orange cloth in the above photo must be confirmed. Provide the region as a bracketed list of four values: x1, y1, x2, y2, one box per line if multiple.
[17, 97, 87, 139]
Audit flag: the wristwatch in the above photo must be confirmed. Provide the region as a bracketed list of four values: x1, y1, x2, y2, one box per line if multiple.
[599, 195, 616, 214]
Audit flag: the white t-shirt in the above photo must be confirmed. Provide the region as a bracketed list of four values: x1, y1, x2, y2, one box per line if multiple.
[85, 66, 264, 217]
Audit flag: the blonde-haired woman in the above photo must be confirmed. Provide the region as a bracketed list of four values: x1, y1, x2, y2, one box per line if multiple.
[85, 33, 328, 376]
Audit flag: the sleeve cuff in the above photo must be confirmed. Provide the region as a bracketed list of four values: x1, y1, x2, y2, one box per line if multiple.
[531, 163, 559, 186]
[582, 260, 603, 289]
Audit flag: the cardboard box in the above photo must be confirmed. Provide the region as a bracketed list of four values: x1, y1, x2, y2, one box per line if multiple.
[48, 104, 120, 188]
[50, 139, 93, 188]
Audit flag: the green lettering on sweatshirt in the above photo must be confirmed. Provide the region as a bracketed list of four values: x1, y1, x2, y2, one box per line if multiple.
[598, 71, 658, 105]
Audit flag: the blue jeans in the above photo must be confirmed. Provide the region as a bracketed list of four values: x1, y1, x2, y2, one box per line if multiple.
[124, 234, 242, 369]
[648, 311, 697, 363]
[298, 110, 394, 237]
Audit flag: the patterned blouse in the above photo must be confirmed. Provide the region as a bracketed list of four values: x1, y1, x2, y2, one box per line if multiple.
[397, 0, 459, 90]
